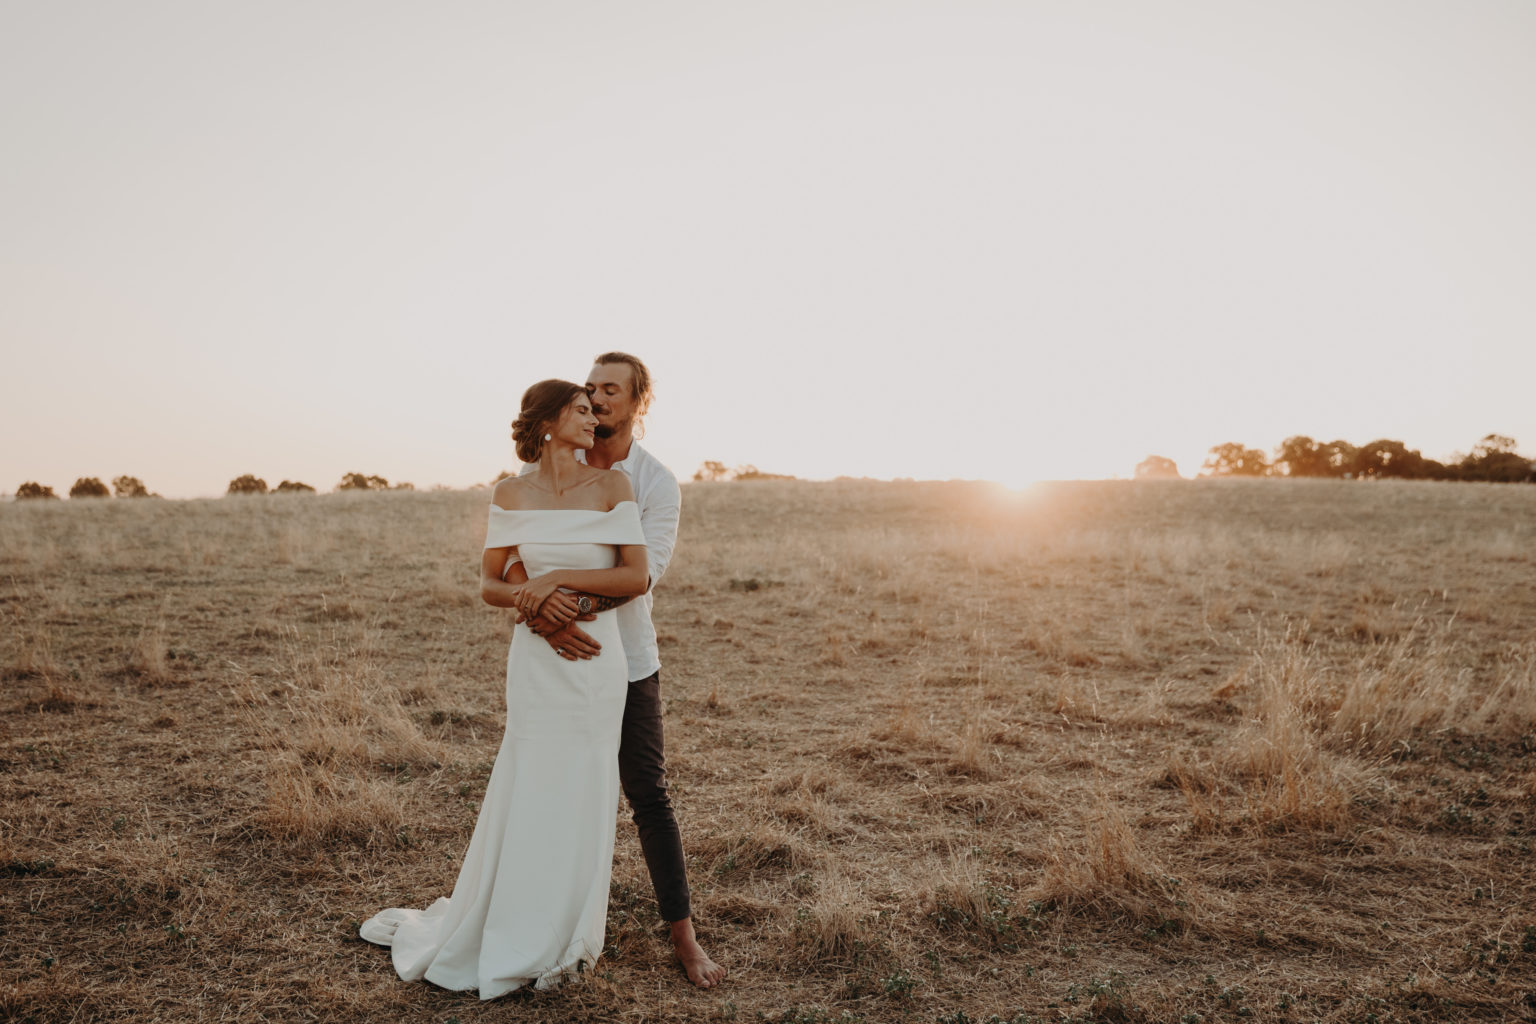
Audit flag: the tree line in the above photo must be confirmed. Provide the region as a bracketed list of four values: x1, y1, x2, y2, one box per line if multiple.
[1137, 434, 1534, 482]
[11, 472, 415, 500]
[15, 436, 1527, 500]
[692, 461, 796, 482]
[225, 473, 414, 495]
[14, 476, 160, 500]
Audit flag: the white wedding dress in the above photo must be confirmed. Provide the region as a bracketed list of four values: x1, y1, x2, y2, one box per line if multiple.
[361, 501, 645, 999]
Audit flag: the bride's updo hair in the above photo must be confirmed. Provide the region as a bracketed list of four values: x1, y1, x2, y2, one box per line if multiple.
[511, 379, 587, 464]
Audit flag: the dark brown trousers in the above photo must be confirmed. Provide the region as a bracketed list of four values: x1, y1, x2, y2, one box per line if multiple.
[618, 672, 691, 922]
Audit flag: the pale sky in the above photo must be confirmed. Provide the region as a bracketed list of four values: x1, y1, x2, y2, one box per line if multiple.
[3, 1, 1534, 496]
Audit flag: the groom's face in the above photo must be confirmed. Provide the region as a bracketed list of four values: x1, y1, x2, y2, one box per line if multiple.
[586, 362, 636, 440]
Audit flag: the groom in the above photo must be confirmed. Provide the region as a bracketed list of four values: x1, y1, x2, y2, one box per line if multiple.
[509, 352, 726, 989]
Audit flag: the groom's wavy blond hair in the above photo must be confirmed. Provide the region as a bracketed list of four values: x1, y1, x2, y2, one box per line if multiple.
[592, 351, 654, 418]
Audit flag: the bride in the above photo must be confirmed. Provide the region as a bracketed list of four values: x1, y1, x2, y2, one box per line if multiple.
[360, 379, 649, 998]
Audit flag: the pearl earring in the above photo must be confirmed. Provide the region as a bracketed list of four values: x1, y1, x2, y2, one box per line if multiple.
[543, 433, 552, 442]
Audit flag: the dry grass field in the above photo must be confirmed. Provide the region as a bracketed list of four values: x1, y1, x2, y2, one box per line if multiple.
[3, 479, 1534, 1023]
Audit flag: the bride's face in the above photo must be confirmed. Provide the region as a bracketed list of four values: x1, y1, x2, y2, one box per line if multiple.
[551, 393, 599, 450]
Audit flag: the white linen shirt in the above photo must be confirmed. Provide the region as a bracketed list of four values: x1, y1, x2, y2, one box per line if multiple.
[519, 441, 680, 682]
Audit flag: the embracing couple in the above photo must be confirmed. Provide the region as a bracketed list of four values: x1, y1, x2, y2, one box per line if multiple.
[360, 352, 726, 996]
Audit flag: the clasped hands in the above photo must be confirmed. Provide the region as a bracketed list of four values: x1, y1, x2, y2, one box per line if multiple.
[508, 573, 600, 662]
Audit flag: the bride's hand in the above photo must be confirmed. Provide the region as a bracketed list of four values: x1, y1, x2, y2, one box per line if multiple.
[538, 591, 581, 627]
[514, 573, 565, 620]
[506, 583, 546, 621]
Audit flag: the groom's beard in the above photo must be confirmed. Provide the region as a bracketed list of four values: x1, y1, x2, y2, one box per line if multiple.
[593, 416, 632, 440]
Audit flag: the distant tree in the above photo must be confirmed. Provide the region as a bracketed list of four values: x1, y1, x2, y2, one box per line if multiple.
[1318, 440, 1358, 478]
[1134, 455, 1181, 480]
[732, 465, 795, 481]
[694, 460, 729, 482]
[274, 480, 315, 494]
[391, 481, 415, 491]
[335, 473, 397, 491]
[227, 474, 269, 495]
[1476, 433, 1518, 455]
[112, 475, 152, 498]
[1458, 434, 1533, 482]
[1419, 457, 1458, 481]
[16, 482, 58, 500]
[1353, 439, 1425, 480]
[69, 477, 110, 498]
[1201, 443, 1270, 478]
[1272, 436, 1332, 477]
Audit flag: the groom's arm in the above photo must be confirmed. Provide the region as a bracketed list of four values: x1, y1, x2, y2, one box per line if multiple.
[637, 470, 681, 590]
[507, 556, 635, 616]
[576, 592, 635, 612]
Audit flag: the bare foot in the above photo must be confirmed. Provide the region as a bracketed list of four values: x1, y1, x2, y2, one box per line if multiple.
[670, 917, 726, 989]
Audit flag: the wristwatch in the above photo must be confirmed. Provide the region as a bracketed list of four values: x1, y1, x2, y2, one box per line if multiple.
[576, 595, 593, 615]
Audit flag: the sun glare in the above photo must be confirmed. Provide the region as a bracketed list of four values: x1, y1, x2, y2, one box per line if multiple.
[979, 449, 1131, 492]
[989, 468, 1051, 493]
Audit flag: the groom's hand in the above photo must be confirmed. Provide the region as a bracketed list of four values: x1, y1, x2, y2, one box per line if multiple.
[519, 608, 597, 632]
[526, 616, 601, 661]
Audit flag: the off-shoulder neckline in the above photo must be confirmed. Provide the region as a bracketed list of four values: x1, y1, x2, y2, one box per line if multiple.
[488, 499, 639, 514]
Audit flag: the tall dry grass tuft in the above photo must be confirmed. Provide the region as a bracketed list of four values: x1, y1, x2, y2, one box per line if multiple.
[697, 822, 814, 879]
[764, 765, 849, 836]
[260, 756, 408, 846]
[924, 851, 1050, 951]
[786, 872, 881, 963]
[1332, 635, 1536, 752]
[427, 560, 480, 608]
[31, 681, 83, 713]
[1230, 627, 1536, 766]
[127, 619, 171, 683]
[248, 636, 443, 845]
[1034, 797, 1199, 930]
[112, 813, 204, 904]
[1071, 804, 1155, 891]
[274, 525, 301, 565]
[292, 669, 441, 770]
[8, 630, 61, 683]
[767, 764, 846, 799]
[1188, 627, 1536, 835]
[872, 684, 935, 748]
[1021, 609, 1097, 667]
[1224, 641, 1359, 829]
[1161, 750, 1228, 833]
[948, 688, 998, 776]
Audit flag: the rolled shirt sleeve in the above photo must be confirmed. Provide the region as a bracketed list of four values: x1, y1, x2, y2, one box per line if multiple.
[620, 445, 678, 679]
[639, 470, 680, 589]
